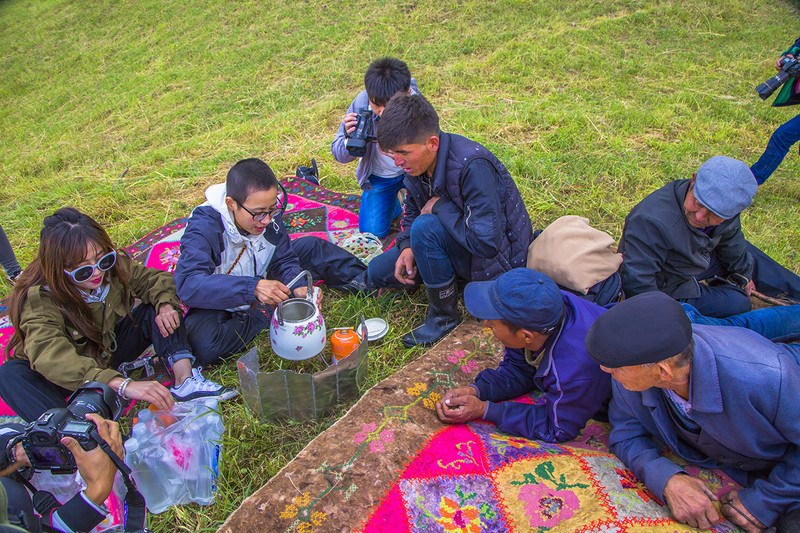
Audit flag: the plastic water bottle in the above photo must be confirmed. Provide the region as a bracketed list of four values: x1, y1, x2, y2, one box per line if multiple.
[124, 438, 173, 514]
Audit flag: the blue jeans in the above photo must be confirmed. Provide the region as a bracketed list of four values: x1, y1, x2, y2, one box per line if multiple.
[682, 303, 800, 343]
[683, 303, 800, 365]
[367, 214, 472, 288]
[750, 113, 800, 185]
[0, 225, 20, 278]
[359, 174, 404, 238]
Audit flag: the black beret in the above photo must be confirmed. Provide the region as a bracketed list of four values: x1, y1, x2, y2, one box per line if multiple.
[585, 292, 692, 368]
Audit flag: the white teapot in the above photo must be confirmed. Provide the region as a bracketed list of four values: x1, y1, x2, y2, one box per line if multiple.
[269, 270, 326, 360]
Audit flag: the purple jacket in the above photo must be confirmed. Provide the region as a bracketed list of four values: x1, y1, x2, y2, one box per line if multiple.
[473, 292, 609, 442]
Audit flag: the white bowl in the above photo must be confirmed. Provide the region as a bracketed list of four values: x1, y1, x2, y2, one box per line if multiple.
[357, 318, 389, 342]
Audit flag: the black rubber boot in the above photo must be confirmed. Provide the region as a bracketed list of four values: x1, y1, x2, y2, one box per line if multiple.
[402, 279, 461, 348]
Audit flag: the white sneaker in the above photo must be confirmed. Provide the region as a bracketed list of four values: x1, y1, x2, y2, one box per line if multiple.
[171, 368, 239, 402]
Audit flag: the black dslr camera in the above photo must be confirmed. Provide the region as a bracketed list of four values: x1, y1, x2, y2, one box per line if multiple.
[756, 55, 800, 100]
[345, 108, 377, 157]
[20, 382, 121, 474]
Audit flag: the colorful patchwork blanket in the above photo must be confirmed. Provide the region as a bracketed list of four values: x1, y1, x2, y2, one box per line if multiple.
[219, 320, 745, 533]
[0, 177, 390, 419]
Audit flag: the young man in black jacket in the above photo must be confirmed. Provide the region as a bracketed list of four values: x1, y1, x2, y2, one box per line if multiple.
[367, 94, 534, 347]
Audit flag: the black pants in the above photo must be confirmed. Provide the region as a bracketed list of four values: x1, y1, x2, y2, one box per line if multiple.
[0, 303, 191, 422]
[184, 307, 270, 366]
[183, 237, 368, 366]
[291, 236, 366, 290]
[681, 241, 800, 318]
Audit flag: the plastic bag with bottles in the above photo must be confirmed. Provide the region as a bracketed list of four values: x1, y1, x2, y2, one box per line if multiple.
[123, 399, 223, 514]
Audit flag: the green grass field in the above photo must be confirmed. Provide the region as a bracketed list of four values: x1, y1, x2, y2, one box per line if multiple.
[2, 0, 799, 530]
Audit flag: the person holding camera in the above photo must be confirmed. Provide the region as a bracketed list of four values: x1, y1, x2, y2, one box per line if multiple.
[751, 36, 800, 184]
[330, 57, 421, 238]
[0, 207, 235, 424]
[0, 412, 123, 533]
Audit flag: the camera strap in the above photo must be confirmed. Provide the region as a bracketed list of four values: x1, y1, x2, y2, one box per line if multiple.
[88, 432, 148, 533]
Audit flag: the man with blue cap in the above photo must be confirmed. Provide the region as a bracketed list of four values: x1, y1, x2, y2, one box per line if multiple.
[618, 155, 800, 317]
[434, 268, 609, 443]
[586, 292, 800, 533]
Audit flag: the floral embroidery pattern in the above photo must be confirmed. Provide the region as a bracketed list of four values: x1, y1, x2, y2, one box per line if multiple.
[615, 467, 663, 505]
[279, 492, 327, 532]
[436, 496, 482, 532]
[447, 350, 479, 374]
[404, 479, 502, 533]
[353, 423, 395, 453]
[511, 461, 588, 527]
[158, 247, 181, 271]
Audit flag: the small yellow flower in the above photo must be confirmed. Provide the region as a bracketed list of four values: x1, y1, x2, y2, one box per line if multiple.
[310, 512, 326, 526]
[406, 382, 426, 396]
[295, 492, 312, 507]
[423, 398, 436, 410]
[429, 392, 441, 403]
[296, 522, 312, 533]
[280, 504, 298, 519]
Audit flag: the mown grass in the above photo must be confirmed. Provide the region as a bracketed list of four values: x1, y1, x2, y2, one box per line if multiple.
[1, 0, 799, 530]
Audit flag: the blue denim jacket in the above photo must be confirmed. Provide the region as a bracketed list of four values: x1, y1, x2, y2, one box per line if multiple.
[608, 324, 800, 527]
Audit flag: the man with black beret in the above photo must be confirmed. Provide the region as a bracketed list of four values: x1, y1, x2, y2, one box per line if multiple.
[618, 155, 800, 318]
[586, 292, 800, 533]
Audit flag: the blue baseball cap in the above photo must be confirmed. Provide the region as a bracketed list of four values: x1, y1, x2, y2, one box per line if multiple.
[464, 268, 564, 332]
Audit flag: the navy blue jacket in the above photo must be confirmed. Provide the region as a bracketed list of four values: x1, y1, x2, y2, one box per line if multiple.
[618, 179, 753, 299]
[473, 292, 609, 442]
[174, 205, 302, 310]
[609, 324, 800, 527]
[398, 132, 533, 281]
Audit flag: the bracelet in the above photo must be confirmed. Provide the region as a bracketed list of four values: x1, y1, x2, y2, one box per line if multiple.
[117, 378, 132, 399]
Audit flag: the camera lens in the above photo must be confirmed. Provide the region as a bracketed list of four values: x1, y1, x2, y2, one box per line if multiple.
[67, 383, 122, 421]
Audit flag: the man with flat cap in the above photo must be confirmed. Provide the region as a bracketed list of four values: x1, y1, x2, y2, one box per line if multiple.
[618, 155, 800, 317]
[435, 268, 610, 443]
[586, 291, 800, 533]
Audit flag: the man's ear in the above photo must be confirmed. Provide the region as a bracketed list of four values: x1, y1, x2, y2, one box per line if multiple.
[225, 196, 237, 213]
[426, 134, 440, 153]
[657, 361, 675, 383]
[690, 173, 697, 186]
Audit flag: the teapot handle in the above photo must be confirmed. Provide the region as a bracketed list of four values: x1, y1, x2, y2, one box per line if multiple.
[275, 300, 284, 326]
[285, 270, 314, 301]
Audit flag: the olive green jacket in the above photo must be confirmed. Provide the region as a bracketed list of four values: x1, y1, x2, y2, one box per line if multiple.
[16, 254, 181, 390]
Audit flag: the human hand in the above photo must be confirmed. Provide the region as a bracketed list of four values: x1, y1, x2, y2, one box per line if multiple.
[112, 378, 174, 411]
[155, 303, 181, 337]
[255, 279, 291, 306]
[721, 490, 766, 533]
[344, 113, 358, 136]
[777, 54, 796, 71]
[61, 413, 123, 506]
[440, 386, 478, 405]
[393, 248, 418, 285]
[12, 443, 29, 469]
[744, 280, 756, 297]
[435, 394, 486, 424]
[662, 474, 720, 529]
[420, 197, 440, 215]
[292, 286, 323, 307]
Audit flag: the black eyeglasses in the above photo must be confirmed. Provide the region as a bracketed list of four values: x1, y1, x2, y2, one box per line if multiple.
[237, 200, 283, 221]
[63, 251, 117, 283]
